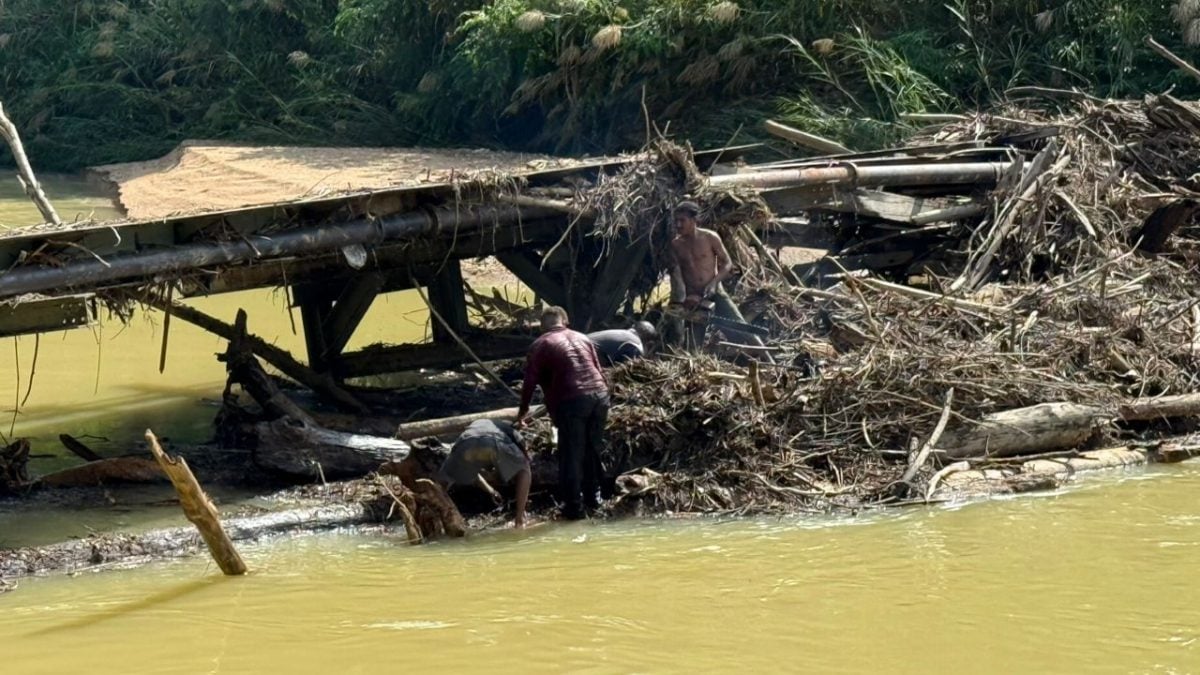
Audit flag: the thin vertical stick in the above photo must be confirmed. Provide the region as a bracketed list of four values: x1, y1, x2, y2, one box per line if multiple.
[158, 286, 173, 374]
[20, 334, 38, 407]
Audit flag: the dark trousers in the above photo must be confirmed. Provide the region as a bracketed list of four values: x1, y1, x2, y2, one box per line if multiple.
[554, 392, 610, 518]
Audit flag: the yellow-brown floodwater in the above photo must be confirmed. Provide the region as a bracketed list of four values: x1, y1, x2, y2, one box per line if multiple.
[4, 178, 1200, 674]
[1, 467, 1199, 673]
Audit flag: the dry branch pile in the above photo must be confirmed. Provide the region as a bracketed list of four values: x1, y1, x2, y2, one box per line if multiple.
[532, 94, 1200, 514]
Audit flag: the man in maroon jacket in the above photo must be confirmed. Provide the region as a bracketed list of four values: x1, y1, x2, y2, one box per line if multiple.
[516, 306, 610, 520]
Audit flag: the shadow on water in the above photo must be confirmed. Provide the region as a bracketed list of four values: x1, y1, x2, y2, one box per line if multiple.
[25, 575, 237, 637]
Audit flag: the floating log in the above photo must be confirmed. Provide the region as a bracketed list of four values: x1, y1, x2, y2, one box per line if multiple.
[0, 503, 379, 582]
[146, 429, 247, 576]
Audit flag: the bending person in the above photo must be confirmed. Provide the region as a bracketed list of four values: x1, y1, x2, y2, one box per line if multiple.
[437, 419, 531, 528]
[588, 321, 657, 367]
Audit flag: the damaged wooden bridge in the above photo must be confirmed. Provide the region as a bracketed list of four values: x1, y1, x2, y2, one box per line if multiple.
[0, 134, 1033, 401]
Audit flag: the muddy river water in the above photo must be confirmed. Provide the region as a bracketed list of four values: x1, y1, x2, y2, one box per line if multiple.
[2, 179, 1200, 673]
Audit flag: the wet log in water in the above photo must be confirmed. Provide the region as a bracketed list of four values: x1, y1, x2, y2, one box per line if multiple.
[0, 503, 378, 582]
[0, 475, 465, 586]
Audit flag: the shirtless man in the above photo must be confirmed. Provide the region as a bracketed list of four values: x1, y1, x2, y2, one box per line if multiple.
[668, 200, 768, 353]
[669, 200, 733, 309]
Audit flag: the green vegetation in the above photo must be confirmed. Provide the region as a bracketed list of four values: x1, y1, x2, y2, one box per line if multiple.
[0, 0, 1194, 170]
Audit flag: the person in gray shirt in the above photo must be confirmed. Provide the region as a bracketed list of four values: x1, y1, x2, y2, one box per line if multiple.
[438, 419, 532, 528]
[588, 321, 657, 367]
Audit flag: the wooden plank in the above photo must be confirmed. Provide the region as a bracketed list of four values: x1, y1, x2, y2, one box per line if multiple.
[0, 295, 94, 338]
[294, 284, 334, 371]
[758, 219, 842, 250]
[585, 238, 651, 329]
[792, 251, 915, 282]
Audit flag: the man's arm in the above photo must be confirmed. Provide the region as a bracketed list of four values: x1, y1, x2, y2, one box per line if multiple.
[667, 241, 687, 303]
[704, 231, 734, 297]
[517, 345, 540, 420]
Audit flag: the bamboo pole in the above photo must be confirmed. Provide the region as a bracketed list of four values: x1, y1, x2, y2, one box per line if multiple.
[412, 280, 520, 401]
[1145, 35, 1200, 83]
[762, 120, 852, 155]
[394, 405, 545, 440]
[0, 100, 61, 226]
[145, 429, 247, 576]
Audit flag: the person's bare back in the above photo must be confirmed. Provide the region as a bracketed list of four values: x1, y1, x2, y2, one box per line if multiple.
[670, 228, 731, 300]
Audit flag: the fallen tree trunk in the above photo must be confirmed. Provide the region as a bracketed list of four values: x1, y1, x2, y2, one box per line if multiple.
[0, 475, 462, 586]
[0, 503, 377, 582]
[942, 393, 1200, 459]
[253, 417, 411, 479]
[940, 402, 1104, 459]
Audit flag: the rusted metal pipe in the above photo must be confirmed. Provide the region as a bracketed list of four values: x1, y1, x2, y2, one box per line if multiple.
[709, 162, 1012, 190]
[0, 205, 555, 299]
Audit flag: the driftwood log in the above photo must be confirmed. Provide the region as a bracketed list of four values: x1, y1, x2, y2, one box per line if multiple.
[942, 393, 1200, 459]
[146, 429, 247, 576]
[0, 475, 465, 586]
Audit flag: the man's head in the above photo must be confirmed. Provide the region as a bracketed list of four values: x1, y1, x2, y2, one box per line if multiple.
[673, 200, 701, 236]
[632, 320, 657, 345]
[540, 305, 569, 331]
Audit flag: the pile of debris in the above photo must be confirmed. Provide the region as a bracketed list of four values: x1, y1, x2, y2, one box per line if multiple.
[520, 92, 1200, 514]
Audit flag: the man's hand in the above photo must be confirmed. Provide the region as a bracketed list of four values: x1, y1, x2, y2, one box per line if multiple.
[683, 294, 702, 310]
[514, 415, 529, 429]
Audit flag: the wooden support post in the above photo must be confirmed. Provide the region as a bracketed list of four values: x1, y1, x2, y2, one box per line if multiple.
[495, 250, 569, 307]
[585, 238, 651, 330]
[321, 271, 386, 359]
[294, 284, 333, 372]
[145, 429, 247, 576]
[426, 261, 470, 344]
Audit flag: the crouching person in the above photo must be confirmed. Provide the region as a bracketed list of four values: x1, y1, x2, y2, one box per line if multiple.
[437, 419, 531, 528]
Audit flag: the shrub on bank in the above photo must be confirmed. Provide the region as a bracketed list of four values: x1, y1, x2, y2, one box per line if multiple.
[0, 0, 1193, 170]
